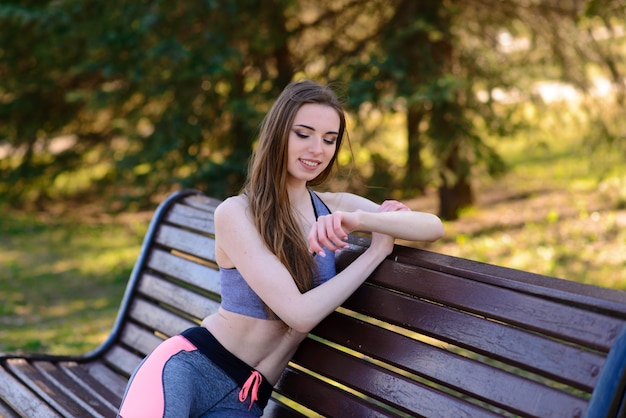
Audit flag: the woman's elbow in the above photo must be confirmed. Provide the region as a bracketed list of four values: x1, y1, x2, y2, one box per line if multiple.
[424, 216, 445, 241]
[282, 314, 318, 334]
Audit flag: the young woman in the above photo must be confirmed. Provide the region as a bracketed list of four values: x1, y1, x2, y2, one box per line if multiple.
[118, 80, 444, 417]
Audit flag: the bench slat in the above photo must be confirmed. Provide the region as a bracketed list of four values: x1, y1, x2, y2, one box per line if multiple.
[274, 367, 395, 417]
[313, 311, 589, 417]
[119, 322, 164, 356]
[392, 246, 626, 317]
[33, 361, 117, 417]
[345, 281, 605, 392]
[164, 201, 218, 235]
[262, 398, 307, 418]
[0, 366, 61, 418]
[181, 194, 221, 214]
[0, 399, 22, 418]
[290, 338, 504, 418]
[81, 361, 127, 398]
[59, 361, 123, 407]
[372, 260, 624, 352]
[137, 273, 220, 320]
[103, 345, 143, 377]
[147, 249, 221, 294]
[4, 359, 100, 417]
[127, 298, 198, 339]
[155, 223, 216, 262]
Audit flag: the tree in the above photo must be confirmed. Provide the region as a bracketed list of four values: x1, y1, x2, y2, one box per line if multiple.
[330, 0, 506, 219]
[0, 0, 297, 207]
[1, 0, 623, 216]
[327, 0, 624, 219]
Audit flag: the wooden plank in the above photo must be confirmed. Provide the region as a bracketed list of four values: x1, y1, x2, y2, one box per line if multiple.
[33, 361, 116, 417]
[127, 298, 197, 338]
[290, 339, 504, 418]
[146, 249, 221, 294]
[164, 201, 217, 234]
[81, 361, 128, 399]
[58, 361, 123, 410]
[137, 273, 220, 320]
[336, 238, 626, 317]
[391, 246, 626, 317]
[343, 283, 605, 392]
[274, 367, 395, 418]
[154, 224, 216, 261]
[5, 359, 93, 417]
[312, 311, 589, 417]
[263, 398, 308, 418]
[0, 399, 21, 418]
[0, 366, 61, 418]
[370, 260, 625, 351]
[103, 345, 143, 378]
[182, 194, 222, 212]
[119, 322, 164, 356]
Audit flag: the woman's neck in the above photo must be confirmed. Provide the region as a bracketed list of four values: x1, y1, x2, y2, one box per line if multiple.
[286, 181, 310, 205]
[287, 186, 315, 232]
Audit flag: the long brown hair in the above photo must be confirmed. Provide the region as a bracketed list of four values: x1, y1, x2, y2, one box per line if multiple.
[242, 80, 347, 319]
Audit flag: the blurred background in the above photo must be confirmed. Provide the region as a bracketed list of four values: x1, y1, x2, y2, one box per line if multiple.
[1, 0, 625, 354]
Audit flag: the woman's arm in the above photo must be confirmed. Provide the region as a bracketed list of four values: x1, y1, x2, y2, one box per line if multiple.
[307, 193, 444, 256]
[214, 197, 394, 333]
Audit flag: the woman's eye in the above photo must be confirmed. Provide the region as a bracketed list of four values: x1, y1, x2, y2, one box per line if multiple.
[324, 138, 337, 145]
[295, 132, 309, 139]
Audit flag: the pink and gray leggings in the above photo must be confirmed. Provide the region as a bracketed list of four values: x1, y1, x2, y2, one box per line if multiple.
[117, 327, 273, 418]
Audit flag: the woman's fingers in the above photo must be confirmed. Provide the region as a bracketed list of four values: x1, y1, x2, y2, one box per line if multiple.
[306, 202, 408, 256]
[307, 213, 349, 256]
[378, 200, 410, 212]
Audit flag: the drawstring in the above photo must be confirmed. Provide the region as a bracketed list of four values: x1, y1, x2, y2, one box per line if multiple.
[238, 370, 263, 410]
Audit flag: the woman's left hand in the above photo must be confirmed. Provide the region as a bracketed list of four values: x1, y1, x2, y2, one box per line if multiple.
[307, 211, 356, 257]
[307, 200, 410, 257]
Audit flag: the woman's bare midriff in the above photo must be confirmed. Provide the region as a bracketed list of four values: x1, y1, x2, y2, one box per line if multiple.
[201, 307, 308, 384]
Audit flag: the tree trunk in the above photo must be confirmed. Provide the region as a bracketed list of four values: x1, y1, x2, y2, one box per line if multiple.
[403, 103, 426, 195]
[437, 141, 474, 220]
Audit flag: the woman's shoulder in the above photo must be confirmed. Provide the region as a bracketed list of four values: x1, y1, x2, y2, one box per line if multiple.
[314, 191, 379, 212]
[219, 194, 248, 207]
[215, 195, 249, 221]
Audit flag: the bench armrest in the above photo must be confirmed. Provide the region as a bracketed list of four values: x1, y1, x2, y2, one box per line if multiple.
[585, 324, 626, 418]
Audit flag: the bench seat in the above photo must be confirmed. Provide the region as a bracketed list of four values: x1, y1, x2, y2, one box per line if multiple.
[1, 190, 625, 417]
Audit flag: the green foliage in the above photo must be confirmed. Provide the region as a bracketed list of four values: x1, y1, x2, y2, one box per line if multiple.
[0, 0, 624, 218]
[0, 0, 297, 207]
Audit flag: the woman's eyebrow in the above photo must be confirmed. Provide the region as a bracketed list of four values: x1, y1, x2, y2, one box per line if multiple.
[294, 124, 338, 135]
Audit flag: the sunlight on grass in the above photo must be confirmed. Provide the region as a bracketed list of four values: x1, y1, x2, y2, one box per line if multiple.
[420, 103, 626, 291]
[0, 211, 146, 355]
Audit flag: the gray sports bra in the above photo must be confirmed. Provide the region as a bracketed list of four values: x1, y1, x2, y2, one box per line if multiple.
[219, 190, 337, 320]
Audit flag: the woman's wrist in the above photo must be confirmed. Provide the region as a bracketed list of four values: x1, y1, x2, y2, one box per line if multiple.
[364, 242, 392, 262]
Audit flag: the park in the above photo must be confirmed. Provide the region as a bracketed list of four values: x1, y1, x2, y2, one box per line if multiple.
[1, 1, 625, 416]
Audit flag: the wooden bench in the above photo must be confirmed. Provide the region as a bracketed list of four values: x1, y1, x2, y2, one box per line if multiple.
[1, 189, 625, 418]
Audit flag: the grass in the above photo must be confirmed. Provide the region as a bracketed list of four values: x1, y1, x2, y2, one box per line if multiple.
[417, 133, 626, 290]
[0, 208, 148, 355]
[1, 131, 625, 356]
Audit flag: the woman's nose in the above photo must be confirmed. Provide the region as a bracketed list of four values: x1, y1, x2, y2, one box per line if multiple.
[309, 137, 323, 153]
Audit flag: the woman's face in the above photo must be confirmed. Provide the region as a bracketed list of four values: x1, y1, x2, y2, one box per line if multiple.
[287, 103, 340, 185]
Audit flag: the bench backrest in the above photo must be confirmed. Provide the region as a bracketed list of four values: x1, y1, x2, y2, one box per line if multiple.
[101, 190, 626, 417]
